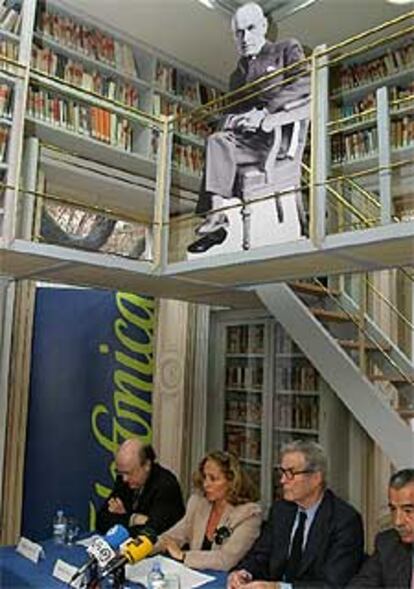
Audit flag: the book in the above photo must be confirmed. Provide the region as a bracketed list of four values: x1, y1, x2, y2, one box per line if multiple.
[31, 43, 140, 110]
[38, 7, 138, 77]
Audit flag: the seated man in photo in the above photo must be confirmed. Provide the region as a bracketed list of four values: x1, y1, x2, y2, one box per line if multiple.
[227, 440, 364, 589]
[347, 468, 414, 588]
[96, 438, 185, 537]
[188, 2, 310, 255]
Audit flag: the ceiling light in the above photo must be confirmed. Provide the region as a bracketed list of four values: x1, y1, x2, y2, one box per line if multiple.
[386, 0, 414, 4]
[196, 0, 215, 8]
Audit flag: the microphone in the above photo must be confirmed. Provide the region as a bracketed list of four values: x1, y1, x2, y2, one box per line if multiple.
[70, 524, 130, 583]
[99, 529, 157, 581]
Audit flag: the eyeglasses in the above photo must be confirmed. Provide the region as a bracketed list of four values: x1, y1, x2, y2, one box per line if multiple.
[276, 466, 314, 481]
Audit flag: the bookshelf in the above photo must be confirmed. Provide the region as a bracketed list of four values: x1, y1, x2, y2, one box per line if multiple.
[0, 0, 34, 238]
[151, 67, 219, 177]
[223, 322, 266, 491]
[329, 35, 414, 169]
[0, 0, 223, 249]
[272, 328, 320, 498]
[24, 1, 223, 180]
[207, 312, 349, 509]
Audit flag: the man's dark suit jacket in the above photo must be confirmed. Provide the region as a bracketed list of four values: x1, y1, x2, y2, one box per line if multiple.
[347, 529, 412, 588]
[96, 462, 185, 538]
[196, 38, 310, 215]
[236, 489, 364, 588]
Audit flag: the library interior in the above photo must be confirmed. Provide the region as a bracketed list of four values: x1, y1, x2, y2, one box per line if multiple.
[0, 0, 413, 587]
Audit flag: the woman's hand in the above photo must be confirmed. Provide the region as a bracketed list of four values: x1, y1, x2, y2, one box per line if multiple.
[162, 536, 184, 562]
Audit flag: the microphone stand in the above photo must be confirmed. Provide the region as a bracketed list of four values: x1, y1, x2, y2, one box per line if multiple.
[85, 562, 100, 589]
[112, 564, 126, 589]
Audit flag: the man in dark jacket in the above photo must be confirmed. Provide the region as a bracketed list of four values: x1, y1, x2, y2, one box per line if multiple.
[96, 438, 185, 538]
[347, 468, 414, 588]
[227, 440, 364, 588]
[188, 1, 310, 254]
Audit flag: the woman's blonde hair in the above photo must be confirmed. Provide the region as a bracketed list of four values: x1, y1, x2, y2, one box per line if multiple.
[193, 450, 259, 505]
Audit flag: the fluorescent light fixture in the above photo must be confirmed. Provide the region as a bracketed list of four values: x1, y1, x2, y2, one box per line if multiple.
[386, 0, 414, 4]
[196, 0, 215, 8]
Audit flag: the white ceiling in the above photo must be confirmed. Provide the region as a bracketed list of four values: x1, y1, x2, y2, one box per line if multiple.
[59, 0, 413, 83]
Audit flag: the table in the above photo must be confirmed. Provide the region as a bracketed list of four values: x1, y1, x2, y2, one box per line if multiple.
[0, 540, 227, 588]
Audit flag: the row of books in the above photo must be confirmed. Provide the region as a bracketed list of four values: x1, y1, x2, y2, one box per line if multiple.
[225, 394, 262, 424]
[0, 39, 19, 73]
[226, 361, 264, 389]
[275, 330, 302, 354]
[334, 40, 414, 93]
[330, 83, 414, 122]
[32, 43, 140, 108]
[0, 83, 12, 118]
[27, 87, 133, 151]
[152, 94, 211, 140]
[172, 141, 204, 176]
[0, 2, 21, 35]
[243, 464, 260, 490]
[226, 324, 265, 354]
[331, 115, 414, 163]
[155, 60, 222, 106]
[151, 130, 204, 176]
[275, 363, 319, 391]
[38, 8, 138, 77]
[274, 395, 319, 431]
[0, 124, 8, 161]
[225, 425, 261, 462]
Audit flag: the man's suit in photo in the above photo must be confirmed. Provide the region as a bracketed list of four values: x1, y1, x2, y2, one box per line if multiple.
[197, 38, 310, 215]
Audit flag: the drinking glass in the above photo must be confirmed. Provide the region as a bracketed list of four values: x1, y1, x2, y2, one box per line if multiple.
[165, 574, 181, 588]
[65, 518, 80, 545]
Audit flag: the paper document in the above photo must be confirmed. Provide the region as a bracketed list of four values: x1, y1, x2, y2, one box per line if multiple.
[126, 555, 215, 588]
[76, 535, 99, 548]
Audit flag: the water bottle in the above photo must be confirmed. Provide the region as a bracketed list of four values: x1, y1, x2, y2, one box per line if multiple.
[53, 509, 67, 544]
[147, 559, 167, 588]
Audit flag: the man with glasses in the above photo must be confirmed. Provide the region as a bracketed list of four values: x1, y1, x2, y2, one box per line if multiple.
[96, 437, 185, 537]
[347, 468, 414, 588]
[227, 440, 364, 588]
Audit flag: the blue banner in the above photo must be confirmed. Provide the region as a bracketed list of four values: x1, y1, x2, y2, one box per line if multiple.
[22, 288, 155, 541]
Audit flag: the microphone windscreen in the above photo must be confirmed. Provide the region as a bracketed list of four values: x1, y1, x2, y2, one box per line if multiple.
[104, 524, 130, 549]
[121, 535, 154, 564]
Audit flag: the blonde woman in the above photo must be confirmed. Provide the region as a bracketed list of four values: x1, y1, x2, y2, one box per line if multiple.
[155, 450, 262, 571]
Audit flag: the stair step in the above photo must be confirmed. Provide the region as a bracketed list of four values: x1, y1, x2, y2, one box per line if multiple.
[310, 308, 354, 323]
[398, 409, 414, 420]
[290, 282, 340, 297]
[369, 374, 414, 385]
[338, 339, 391, 352]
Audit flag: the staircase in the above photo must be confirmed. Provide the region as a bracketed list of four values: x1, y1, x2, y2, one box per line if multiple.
[256, 279, 414, 467]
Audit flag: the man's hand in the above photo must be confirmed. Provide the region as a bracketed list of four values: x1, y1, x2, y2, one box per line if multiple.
[130, 513, 148, 526]
[227, 569, 253, 588]
[234, 108, 267, 133]
[160, 536, 184, 561]
[108, 497, 126, 514]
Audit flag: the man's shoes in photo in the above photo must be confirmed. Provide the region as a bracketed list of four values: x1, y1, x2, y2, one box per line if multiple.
[187, 228, 227, 254]
[196, 213, 229, 235]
